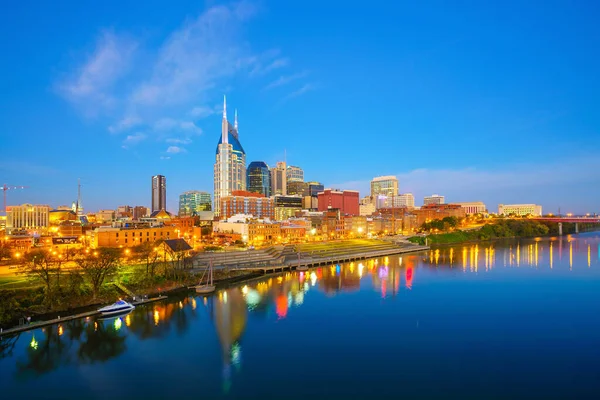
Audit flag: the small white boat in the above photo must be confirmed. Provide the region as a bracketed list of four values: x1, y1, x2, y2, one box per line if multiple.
[192, 260, 216, 294]
[98, 300, 135, 316]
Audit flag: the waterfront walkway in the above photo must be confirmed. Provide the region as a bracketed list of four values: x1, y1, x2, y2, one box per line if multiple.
[192, 239, 429, 274]
[0, 296, 167, 337]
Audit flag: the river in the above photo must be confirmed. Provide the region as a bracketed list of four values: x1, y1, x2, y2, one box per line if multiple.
[1, 233, 600, 399]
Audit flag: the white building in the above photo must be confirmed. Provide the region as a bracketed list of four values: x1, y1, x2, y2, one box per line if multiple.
[451, 202, 487, 215]
[213, 214, 250, 240]
[397, 193, 415, 208]
[498, 204, 542, 217]
[370, 175, 398, 197]
[6, 204, 50, 234]
[214, 96, 246, 217]
[424, 194, 445, 205]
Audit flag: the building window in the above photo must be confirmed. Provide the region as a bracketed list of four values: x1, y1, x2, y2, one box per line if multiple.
[125, 239, 128, 243]
[116, 233, 119, 237]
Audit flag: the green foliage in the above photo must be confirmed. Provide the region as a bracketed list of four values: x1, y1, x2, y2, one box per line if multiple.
[0, 290, 21, 325]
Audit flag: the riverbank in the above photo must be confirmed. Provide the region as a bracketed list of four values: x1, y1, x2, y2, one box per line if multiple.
[408, 221, 600, 247]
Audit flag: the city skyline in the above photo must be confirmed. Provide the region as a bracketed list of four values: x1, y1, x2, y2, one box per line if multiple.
[1, 1, 600, 213]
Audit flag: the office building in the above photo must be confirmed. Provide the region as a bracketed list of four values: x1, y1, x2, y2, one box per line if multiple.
[247, 161, 271, 197]
[371, 176, 398, 197]
[274, 195, 303, 221]
[451, 201, 487, 215]
[152, 175, 167, 212]
[317, 189, 360, 216]
[424, 194, 445, 205]
[498, 204, 542, 217]
[133, 206, 150, 220]
[220, 190, 274, 220]
[179, 191, 212, 217]
[397, 193, 415, 208]
[214, 96, 246, 217]
[286, 165, 304, 182]
[270, 161, 287, 196]
[6, 204, 50, 234]
[287, 181, 307, 196]
[304, 182, 324, 197]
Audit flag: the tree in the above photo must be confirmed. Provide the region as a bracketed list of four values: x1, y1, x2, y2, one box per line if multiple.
[18, 249, 59, 306]
[133, 241, 162, 278]
[75, 248, 122, 300]
[0, 243, 11, 260]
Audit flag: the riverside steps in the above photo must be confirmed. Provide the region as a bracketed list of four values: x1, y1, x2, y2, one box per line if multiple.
[191, 239, 429, 275]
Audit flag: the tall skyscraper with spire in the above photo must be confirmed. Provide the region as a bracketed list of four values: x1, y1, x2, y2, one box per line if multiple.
[214, 96, 246, 217]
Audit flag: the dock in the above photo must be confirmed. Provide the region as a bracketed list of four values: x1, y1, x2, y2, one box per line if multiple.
[0, 296, 167, 337]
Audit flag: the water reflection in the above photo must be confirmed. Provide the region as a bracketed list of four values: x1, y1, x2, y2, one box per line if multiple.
[1, 233, 599, 396]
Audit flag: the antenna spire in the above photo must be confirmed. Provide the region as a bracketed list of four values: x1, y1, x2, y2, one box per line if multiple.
[223, 94, 227, 119]
[234, 108, 238, 130]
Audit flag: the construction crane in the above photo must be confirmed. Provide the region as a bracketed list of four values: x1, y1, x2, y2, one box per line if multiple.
[2, 184, 29, 213]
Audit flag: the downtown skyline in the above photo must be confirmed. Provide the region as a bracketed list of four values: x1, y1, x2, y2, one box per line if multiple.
[1, 1, 600, 214]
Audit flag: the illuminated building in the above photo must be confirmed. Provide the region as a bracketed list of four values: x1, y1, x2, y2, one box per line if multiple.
[498, 204, 542, 216]
[214, 97, 246, 217]
[423, 194, 445, 205]
[317, 189, 360, 216]
[49, 209, 77, 224]
[360, 202, 376, 216]
[246, 161, 271, 197]
[220, 191, 274, 220]
[286, 165, 304, 182]
[6, 204, 50, 235]
[270, 161, 287, 196]
[370, 176, 398, 197]
[287, 181, 307, 196]
[178, 191, 212, 217]
[412, 204, 466, 226]
[274, 195, 302, 221]
[133, 206, 150, 220]
[90, 225, 177, 248]
[248, 221, 281, 244]
[151, 175, 167, 212]
[96, 209, 115, 223]
[450, 201, 487, 215]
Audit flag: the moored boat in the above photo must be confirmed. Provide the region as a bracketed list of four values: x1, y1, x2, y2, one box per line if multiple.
[98, 300, 135, 316]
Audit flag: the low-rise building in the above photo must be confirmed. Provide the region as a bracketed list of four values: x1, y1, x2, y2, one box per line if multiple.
[424, 194, 445, 205]
[451, 201, 487, 215]
[220, 190, 274, 220]
[498, 204, 542, 217]
[90, 224, 177, 248]
[317, 189, 360, 216]
[412, 204, 466, 226]
[6, 204, 50, 235]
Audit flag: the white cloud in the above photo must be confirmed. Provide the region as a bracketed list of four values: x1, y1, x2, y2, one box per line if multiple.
[58, 31, 137, 112]
[264, 71, 308, 90]
[166, 146, 186, 154]
[283, 83, 316, 101]
[328, 156, 600, 213]
[166, 137, 192, 145]
[121, 132, 146, 148]
[189, 105, 217, 118]
[108, 116, 142, 133]
[160, 156, 171, 160]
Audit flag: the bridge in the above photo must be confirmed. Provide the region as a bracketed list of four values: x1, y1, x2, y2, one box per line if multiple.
[530, 217, 600, 235]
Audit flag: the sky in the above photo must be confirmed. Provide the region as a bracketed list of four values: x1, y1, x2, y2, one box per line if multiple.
[1, 0, 599, 214]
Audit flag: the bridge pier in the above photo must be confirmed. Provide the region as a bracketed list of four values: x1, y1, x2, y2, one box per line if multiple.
[558, 223, 563, 236]
[575, 223, 579, 234]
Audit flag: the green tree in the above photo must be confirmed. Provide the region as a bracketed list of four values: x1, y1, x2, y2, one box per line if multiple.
[18, 249, 59, 306]
[75, 248, 122, 300]
[133, 241, 162, 278]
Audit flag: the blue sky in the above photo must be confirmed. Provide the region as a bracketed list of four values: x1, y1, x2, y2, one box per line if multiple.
[1, 0, 599, 214]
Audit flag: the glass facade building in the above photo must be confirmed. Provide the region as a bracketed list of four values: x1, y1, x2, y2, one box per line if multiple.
[247, 161, 271, 197]
[179, 191, 212, 217]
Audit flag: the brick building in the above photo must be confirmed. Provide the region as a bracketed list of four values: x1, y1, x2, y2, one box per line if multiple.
[220, 190, 275, 220]
[317, 189, 359, 216]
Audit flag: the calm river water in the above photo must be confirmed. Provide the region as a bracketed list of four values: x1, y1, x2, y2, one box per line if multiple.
[2, 233, 600, 399]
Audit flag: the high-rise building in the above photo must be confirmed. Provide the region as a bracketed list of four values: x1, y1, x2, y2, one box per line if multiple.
[286, 165, 304, 182]
[6, 204, 50, 234]
[270, 161, 287, 196]
[274, 195, 303, 221]
[370, 176, 398, 197]
[214, 96, 246, 217]
[397, 193, 415, 208]
[152, 175, 167, 212]
[424, 194, 445, 205]
[179, 191, 212, 217]
[247, 161, 271, 197]
[287, 181, 307, 196]
[304, 182, 324, 197]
